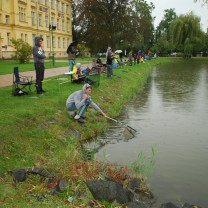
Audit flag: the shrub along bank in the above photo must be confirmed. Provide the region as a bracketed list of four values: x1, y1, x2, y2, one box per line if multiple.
[0, 58, 177, 207]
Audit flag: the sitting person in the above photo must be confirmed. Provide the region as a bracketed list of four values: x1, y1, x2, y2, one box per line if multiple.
[66, 83, 106, 123]
[82, 67, 91, 75]
[96, 56, 106, 73]
[96, 56, 102, 65]
[140, 56, 145, 63]
[72, 63, 86, 83]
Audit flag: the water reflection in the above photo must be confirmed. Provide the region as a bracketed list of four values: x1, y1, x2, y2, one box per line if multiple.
[95, 61, 208, 207]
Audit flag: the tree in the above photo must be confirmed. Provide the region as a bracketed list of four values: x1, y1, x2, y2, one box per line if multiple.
[129, 0, 155, 51]
[155, 9, 177, 42]
[11, 39, 32, 63]
[155, 35, 171, 56]
[170, 12, 204, 57]
[72, 0, 155, 54]
[73, 0, 130, 53]
[194, 0, 208, 4]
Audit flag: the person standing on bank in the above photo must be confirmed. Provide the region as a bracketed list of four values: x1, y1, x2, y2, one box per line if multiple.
[66, 41, 79, 71]
[66, 83, 106, 123]
[106, 51, 114, 79]
[33, 36, 46, 94]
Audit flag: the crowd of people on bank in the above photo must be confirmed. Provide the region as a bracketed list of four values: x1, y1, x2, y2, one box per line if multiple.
[32, 36, 157, 124]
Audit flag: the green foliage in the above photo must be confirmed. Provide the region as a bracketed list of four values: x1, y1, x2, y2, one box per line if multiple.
[73, 0, 155, 52]
[77, 43, 90, 57]
[169, 12, 204, 56]
[131, 145, 158, 179]
[155, 35, 171, 54]
[11, 38, 32, 63]
[156, 8, 177, 42]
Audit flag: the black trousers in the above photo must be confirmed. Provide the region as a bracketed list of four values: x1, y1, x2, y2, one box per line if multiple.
[35, 63, 45, 91]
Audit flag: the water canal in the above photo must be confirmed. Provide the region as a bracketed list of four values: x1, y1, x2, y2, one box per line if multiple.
[95, 60, 208, 207]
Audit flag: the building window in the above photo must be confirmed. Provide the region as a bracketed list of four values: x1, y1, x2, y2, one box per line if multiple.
[46, 36, 50, 48]
[38, 13, 42, 26]
[25, 34, 28, 42]
[7, 33, 10, 45]
[21, 33, 24, 40]
[38, 0, 42, 4]
[56, 0, 59, 11]
[66, 5, 69, 15]
[58, 37, 60, 48]
[45, 15, 48, 28]
[61, 2, 64, 13]
[32, 34, 36, 46]
[5, 15, 9, 24]
[51, 0, 54, 9]
[63, 38, 65, 48]
[31, 12, 35, 25]
[52, 36, 55, 48]
[44, 0, 47, 6]
[66, 21, 69, 32]
[51, 17, 54, 25]
[56, 19, 59, 30]
[62, 20, 64, 31]
[19, 7, 26, 22]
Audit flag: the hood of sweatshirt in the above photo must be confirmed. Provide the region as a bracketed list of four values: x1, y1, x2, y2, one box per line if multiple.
[82, 83, 91, 91]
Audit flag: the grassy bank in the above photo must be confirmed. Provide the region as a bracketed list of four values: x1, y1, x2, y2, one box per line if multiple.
[0, 58, 178, 207]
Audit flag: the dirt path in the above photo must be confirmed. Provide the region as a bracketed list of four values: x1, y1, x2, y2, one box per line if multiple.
[0, 64, 91, 88]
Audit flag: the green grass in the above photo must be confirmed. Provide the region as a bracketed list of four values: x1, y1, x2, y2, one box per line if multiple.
[0, 57, 94, 75]
[0, 57, 185, 207]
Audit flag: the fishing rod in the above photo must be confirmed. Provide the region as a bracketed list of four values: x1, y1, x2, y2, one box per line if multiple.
[105, 116, 137, 132]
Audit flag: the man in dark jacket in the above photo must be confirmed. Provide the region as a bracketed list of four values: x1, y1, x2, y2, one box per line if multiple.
[33, 36, 46, 94]
[106, 51, 114, 79]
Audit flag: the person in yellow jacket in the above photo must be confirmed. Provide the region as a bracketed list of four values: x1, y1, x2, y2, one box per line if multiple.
[72, 63, 86, 83]
[140, 56, 145, 63]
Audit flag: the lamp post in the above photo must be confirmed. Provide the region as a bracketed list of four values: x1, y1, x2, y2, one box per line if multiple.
[49, 24, 56, 66]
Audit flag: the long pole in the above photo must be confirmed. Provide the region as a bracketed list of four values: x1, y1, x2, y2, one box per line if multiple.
[49, 6, 52, 60]
[36, 1, 38, 35]
[52, 29, 55, 66]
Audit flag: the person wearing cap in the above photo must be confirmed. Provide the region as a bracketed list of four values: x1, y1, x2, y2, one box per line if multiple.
[33, 36, 46, 94]
[66, 83, 106, 123]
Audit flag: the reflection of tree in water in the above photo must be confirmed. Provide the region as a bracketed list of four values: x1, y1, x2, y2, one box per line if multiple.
[154, 61, 201, 103]
[121, 76, 152, 117]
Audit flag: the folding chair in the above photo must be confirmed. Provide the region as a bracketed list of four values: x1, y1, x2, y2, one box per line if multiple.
[12, 67, 33, 95]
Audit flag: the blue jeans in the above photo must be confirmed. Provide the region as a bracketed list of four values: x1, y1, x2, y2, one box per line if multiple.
[67, 98, 91, 117]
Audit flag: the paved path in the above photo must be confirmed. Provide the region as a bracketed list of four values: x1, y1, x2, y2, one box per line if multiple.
[0, 64, 91, 88]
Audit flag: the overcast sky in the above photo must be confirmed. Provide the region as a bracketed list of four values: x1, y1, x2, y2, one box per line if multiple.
[145, 0, 208, 32]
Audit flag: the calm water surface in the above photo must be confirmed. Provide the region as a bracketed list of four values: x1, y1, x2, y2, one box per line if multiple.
[96, 61, 208, 207]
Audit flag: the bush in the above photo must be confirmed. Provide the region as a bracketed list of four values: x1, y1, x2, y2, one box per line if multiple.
[11, 39, 32, 63]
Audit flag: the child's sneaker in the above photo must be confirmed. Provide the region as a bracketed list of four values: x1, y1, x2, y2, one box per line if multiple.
[74, 114, 80, 120]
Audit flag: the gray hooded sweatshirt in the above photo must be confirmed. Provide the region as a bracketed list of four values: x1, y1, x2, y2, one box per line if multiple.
[66, 84, 102, 112]
[33, 36, 46, 64]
